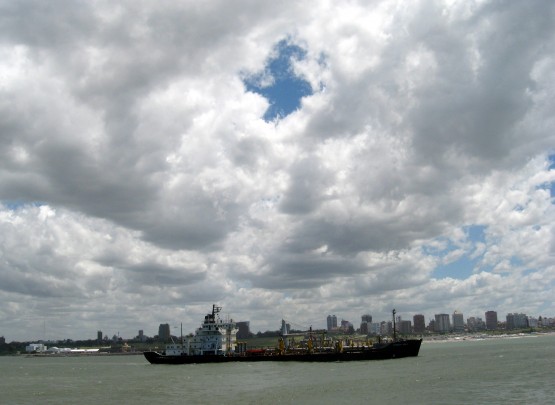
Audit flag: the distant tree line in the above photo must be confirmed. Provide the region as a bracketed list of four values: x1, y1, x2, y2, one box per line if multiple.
[255, 329, 304, 337]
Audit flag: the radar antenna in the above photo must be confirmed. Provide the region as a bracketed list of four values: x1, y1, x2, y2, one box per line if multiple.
[212, 304, 222, 317]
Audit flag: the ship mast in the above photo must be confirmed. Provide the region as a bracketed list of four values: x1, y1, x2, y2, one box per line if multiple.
[392, 309, 397, 342]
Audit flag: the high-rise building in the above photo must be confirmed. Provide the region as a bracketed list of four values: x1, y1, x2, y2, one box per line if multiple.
[380, 321, 393, 336]
[485, 311, 498, 330]
[327, 315, 338, 331]
[506, 313, 528, 330]
[158, 323, 171, 342]
[341, 319, 354, 333]
[452, 310, 465, 333]
[413, 314, 425, 334]
[399, 320, 412, 335]
[467, 317, 485, 332]
[515, 313, 527, 329]
[506, 313, 515, 330]
[236, 321, 251, 339]
[360, 314, 372, 335]
[528, 317, 538, 328]
[360, 322, 369, 335]
[97, 330, 103, 342]
[434, 314, 451, 333]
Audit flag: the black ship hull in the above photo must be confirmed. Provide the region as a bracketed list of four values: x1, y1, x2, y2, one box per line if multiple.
[143, 339, 422, 364]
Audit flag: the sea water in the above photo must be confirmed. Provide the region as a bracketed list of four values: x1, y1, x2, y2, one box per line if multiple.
[1, 334, 553, 404]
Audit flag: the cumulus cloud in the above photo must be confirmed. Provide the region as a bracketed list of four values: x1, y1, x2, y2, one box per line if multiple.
[0, 0, 553, 340]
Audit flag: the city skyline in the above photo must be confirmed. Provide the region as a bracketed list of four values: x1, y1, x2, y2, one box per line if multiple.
[1, 1, 554, 342]
[4, 306, 554, 343]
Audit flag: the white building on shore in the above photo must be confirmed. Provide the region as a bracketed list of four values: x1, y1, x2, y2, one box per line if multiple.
[25, 343, 47, 353]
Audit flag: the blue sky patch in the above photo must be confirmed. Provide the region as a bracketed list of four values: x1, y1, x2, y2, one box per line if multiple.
[244, 40, 313, 122]
[428, 225, 487, 279]
[432, 254, 477, 280]
[523, 268, 535, 276]
[510, 256, 524, 267]
[466, 224, 486, 243]
[2, 200, 44, 210]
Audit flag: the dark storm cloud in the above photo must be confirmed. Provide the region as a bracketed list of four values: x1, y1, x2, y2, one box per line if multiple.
[124, 262, 206, 287]
[252, 254, 367, 290]
[0, 0, 96, 48]
[0, 255, 83, 299]
[0, 267, 80, 298]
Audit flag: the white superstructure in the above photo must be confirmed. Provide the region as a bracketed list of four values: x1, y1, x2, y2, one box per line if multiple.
[25, 343, 47, 353]
[165, 305, 238, 356]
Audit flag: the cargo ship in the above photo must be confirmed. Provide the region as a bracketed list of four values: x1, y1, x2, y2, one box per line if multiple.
[143, 305, 422, 364]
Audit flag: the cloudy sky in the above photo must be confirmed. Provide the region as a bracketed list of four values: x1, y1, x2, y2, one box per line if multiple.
[1, 0, 554, 341]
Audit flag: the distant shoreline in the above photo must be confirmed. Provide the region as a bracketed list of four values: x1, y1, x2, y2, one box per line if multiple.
[24, 351, 144, 357]
[422, 331, 555, 344]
